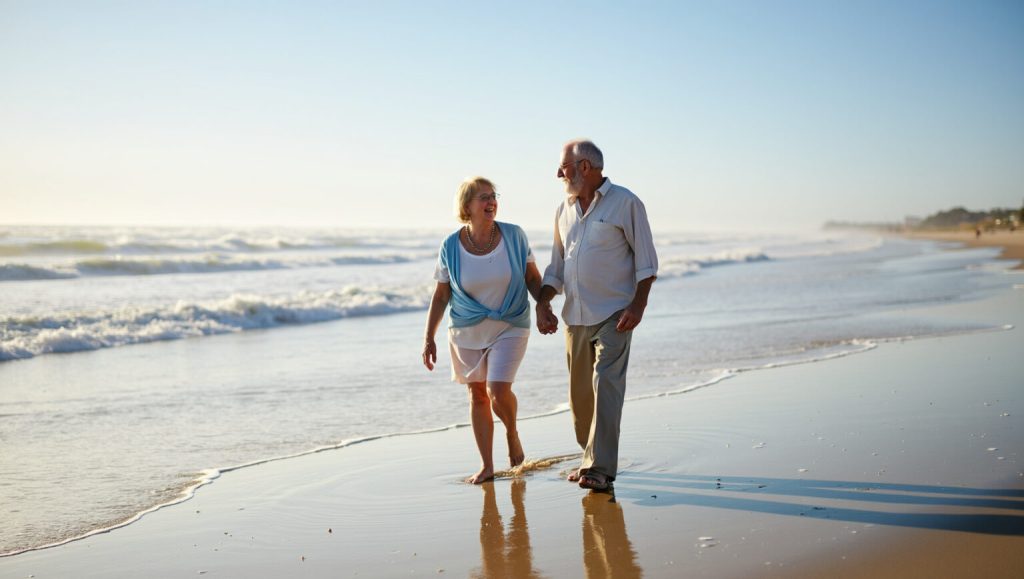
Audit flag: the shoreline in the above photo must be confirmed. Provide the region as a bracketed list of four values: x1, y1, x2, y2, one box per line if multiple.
[905, 229, 1024, 269]
[5, 314, 1012, 560]
[2, 286, 1021, 576]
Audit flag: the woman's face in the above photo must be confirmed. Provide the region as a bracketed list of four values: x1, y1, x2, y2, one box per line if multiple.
[466, 185, 498, 224]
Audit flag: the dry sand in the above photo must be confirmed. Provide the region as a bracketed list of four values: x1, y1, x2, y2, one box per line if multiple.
[907, 230, 1024, 270]
[1, 281, 1022, 577]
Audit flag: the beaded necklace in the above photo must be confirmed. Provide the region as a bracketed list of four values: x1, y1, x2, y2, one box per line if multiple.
[463, 224, 497, 253]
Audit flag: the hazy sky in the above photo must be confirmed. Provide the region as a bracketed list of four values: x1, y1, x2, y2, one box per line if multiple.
[2, 0, 1022, 232]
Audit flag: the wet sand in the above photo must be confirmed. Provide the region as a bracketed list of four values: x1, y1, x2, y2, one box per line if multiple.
[1, 292, 1022, 577]
[908, 230, 1024, 269]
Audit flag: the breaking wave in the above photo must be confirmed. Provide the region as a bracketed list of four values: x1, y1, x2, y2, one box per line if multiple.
[0, 285, 432, 361]
[660, 248, 771, 277]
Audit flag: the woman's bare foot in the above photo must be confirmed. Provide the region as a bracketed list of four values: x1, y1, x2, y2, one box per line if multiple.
[467, 466, 494, 484]
[507, 431, 525, 467]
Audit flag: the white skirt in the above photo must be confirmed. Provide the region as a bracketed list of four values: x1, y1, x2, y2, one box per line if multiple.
[449, 334, 529, 384]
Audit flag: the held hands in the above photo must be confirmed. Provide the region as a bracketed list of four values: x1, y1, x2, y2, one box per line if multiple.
[422, 337, 437, 371]
[536, 302, 559, 335]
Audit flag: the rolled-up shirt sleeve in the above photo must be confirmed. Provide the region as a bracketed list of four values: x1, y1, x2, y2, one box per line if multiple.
[623, 197, 659, 283]
[541, 208, 565, 294]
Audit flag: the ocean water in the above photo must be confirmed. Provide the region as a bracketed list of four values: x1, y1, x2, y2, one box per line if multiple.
[0, 224, 1013, 556]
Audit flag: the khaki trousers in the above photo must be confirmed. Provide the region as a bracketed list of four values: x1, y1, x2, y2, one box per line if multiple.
[565, 311, 632, 481]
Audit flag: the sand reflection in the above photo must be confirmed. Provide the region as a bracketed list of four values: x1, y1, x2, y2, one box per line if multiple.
[581, 492, 642, 578]
[474, 479, 540, 578]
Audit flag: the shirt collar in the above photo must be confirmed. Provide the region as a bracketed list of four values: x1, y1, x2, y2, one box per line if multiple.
[567, 177, 612, 206]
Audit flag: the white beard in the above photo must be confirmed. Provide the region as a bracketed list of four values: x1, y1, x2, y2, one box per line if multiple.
[564, 171, 585, 199]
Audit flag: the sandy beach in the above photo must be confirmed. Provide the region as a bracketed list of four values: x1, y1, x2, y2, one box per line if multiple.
[4, 1, 1023, 576]
[2, 278, 1022, 576]
[907, 230, 1024, 270]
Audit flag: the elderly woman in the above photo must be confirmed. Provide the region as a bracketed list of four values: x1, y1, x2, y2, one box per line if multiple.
[422, 176, 543, 484]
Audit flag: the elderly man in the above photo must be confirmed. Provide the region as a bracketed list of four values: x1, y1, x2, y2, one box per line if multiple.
[536, 140, 658, 491]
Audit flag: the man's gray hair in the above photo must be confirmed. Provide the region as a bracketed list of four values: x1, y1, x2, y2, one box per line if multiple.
[569, 140, 604, 170]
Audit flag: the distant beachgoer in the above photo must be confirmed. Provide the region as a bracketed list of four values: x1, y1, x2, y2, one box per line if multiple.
[535, 140, 659, 492]
[422, 177, 544, 484]
[976, 227, 982, 239]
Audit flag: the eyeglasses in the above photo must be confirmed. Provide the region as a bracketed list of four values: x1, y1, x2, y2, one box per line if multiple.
[475, 193, 501, 202]
[558, 159, 583, 172]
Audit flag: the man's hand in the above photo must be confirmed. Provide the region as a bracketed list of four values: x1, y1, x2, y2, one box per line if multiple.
[616, 301, 646, 332]
[536, 302, 559, 335]
[617, 276, 654, 332]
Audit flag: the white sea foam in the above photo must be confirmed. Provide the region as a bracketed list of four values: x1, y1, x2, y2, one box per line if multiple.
[0, 285, 432, 361]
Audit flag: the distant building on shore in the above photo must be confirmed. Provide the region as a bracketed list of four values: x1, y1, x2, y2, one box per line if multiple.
[917, 206, 1020, 231]
[823, 206, 1021, 233]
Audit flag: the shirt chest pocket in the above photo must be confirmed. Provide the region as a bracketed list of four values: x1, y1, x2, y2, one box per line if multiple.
[585, 220, 621, 250]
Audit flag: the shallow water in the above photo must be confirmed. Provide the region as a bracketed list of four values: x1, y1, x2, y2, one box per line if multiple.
[0, 225, 1013, 555]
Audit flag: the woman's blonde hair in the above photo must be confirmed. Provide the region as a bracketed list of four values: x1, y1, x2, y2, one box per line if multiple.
[454, 176, 496, 223]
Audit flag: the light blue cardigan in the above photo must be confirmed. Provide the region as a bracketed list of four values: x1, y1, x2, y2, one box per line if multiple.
[440, 221, 531, 329]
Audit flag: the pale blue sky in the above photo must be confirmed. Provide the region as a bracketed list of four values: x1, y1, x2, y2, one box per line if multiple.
[2, 0, 1022, 231]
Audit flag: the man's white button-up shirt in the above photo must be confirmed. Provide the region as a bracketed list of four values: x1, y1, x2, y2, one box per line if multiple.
[542, 178, 659, 326]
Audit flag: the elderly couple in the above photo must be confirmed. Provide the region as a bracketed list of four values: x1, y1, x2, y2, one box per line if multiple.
[422, 140, 659, 491]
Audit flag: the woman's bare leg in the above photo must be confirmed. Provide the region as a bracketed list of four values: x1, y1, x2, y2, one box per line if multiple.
[488, 381, 524, 467]
[467, 381, 495, 484]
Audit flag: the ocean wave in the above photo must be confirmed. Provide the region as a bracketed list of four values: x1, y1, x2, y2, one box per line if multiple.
[206, 234, 363, 252]
[0, 253, 426, 282]
[660, 248, 771, 277]
[0, 231, 419, 256]
[0, 285, 432, 361]
[0, 264, 78, 281]
[74, 255, 290, 277]
[0, 230, 438, 257]
[0, 238, 358, 256]
[765, 236, 884, 259]
[0, 240, 110, 256]
[656, 236, 888, 278]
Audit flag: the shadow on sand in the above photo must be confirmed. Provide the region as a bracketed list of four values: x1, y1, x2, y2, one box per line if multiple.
[613, 473, 1024, 535]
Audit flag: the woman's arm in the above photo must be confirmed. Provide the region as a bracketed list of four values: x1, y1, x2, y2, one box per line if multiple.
[422, 281, 451, 370]
[524, 261, 543, 302]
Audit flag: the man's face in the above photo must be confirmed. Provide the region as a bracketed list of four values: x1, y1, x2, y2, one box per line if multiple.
[557, 150, 585, 195]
